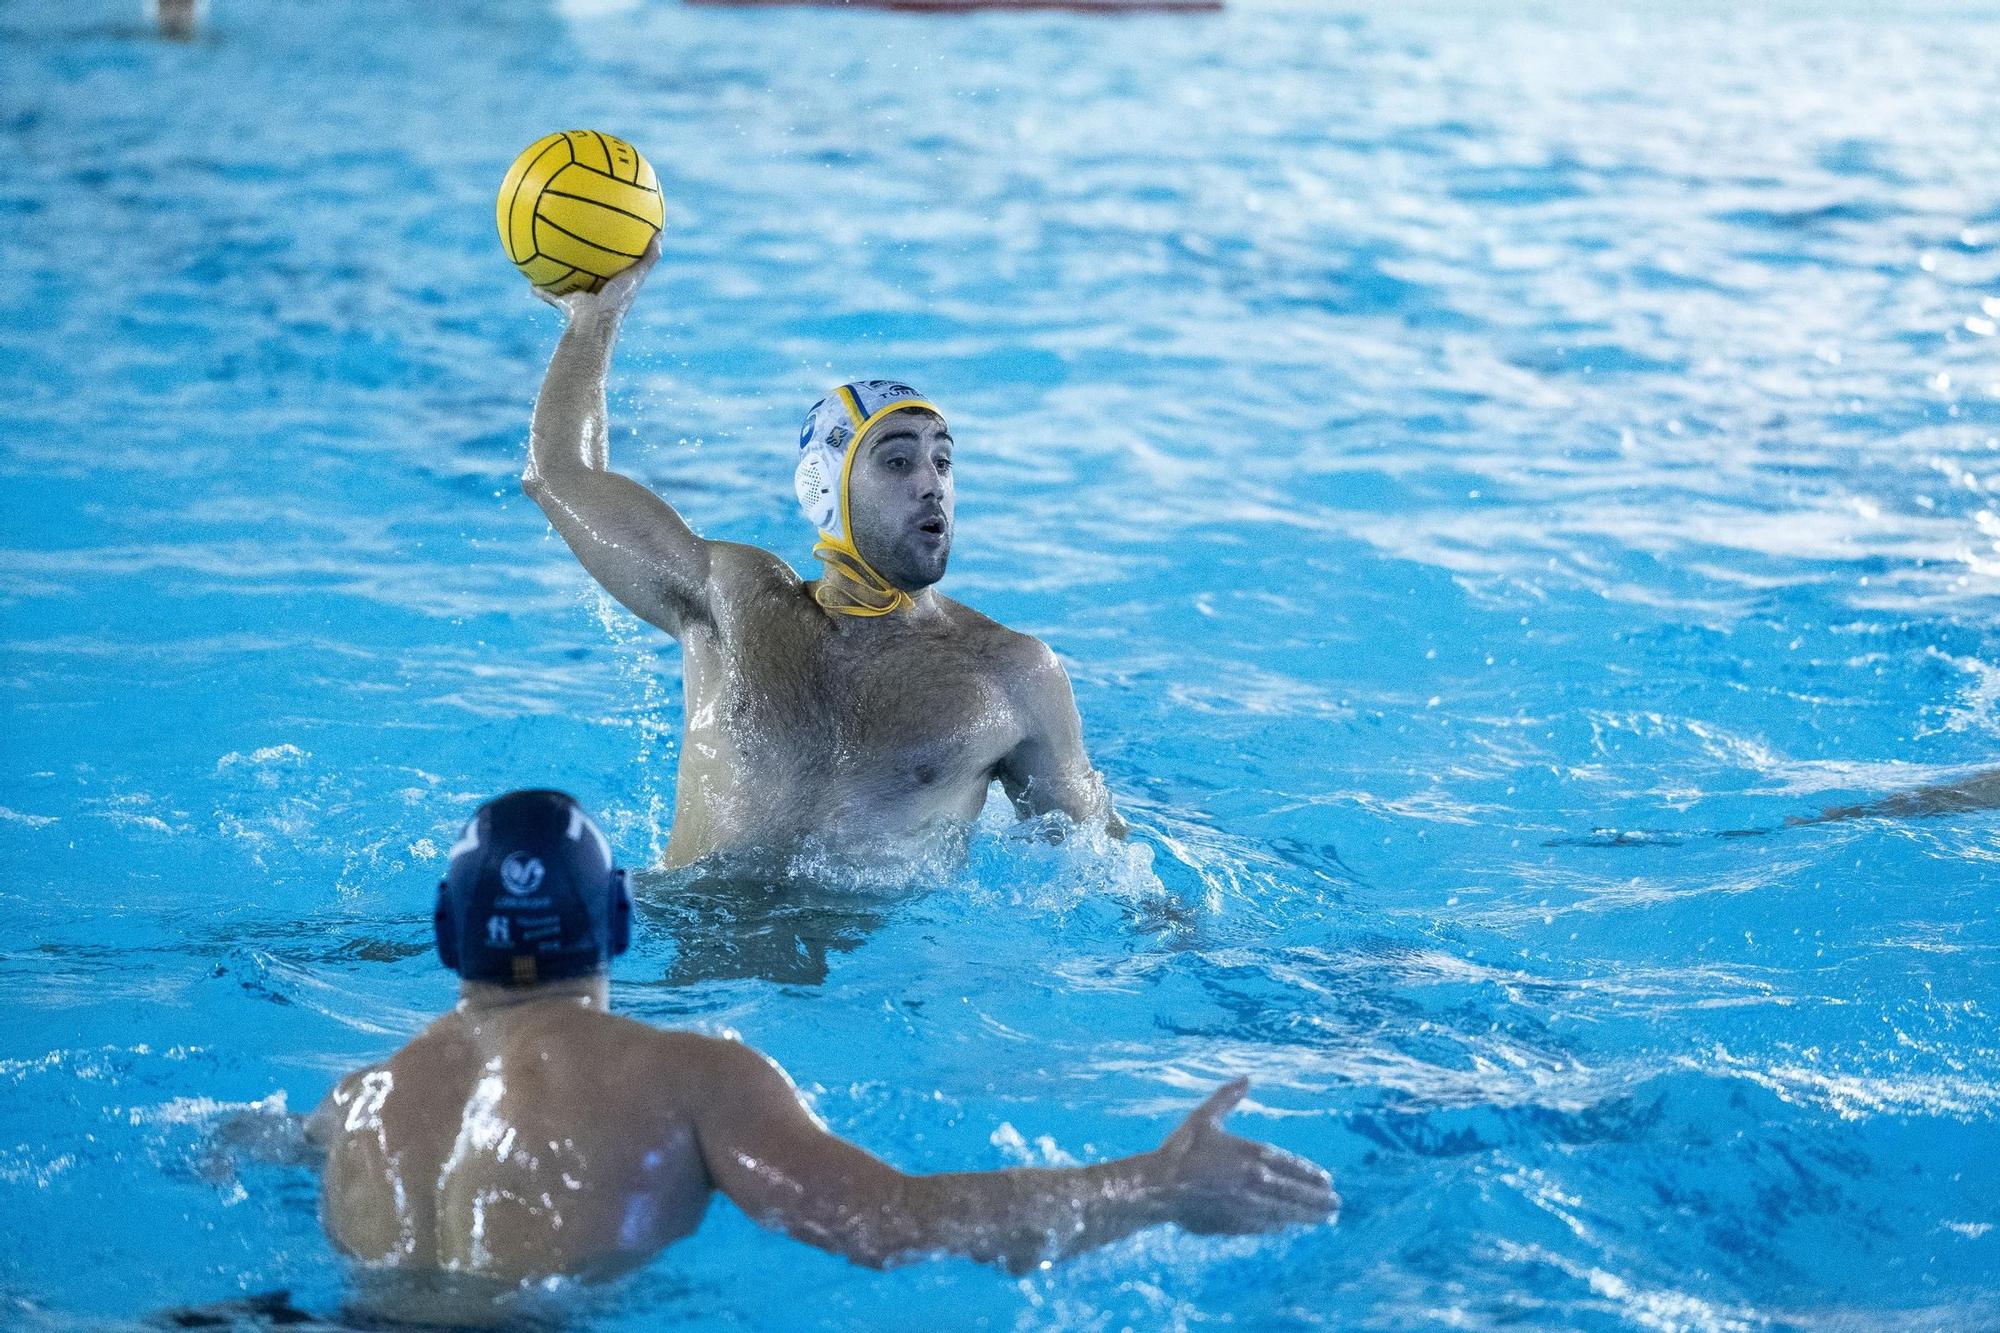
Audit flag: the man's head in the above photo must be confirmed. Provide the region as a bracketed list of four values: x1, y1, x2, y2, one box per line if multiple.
[795, 381, 954, 599]
[434, 790, 631, 987]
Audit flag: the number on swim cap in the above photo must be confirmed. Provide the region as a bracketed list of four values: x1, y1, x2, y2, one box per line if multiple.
[496, 130, 665, 296]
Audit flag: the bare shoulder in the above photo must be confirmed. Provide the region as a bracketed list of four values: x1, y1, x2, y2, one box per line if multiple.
[938, 597, 1060, 679]
[585, 1020, 764, 1077]
[623, 1028, 799, 1119]
[338, 1014, 469, 1090]
[952, 606, 1071, 713]
[707, 540, 802, 594]
[318, 1061, 380, 1119]
[643, 1028, 784, 1080]
[312, 1051, 395, 1138]
[703, 541, 815, 630]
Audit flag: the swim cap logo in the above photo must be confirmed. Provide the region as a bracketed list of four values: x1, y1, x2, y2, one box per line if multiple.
[499, 852, 545, 897]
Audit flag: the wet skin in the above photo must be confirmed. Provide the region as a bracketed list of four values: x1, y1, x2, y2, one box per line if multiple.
[523, 241, 1120, 870]
[308, 975, 1337, 1289]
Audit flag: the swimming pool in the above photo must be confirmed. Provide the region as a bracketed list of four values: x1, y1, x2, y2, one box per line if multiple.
[3, 0, 1998, 1326]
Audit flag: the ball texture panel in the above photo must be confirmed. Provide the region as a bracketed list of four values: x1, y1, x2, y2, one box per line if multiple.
[537, 196, 653, 258]
[567, 129, 611, 174]
[516, 255, 578, 290]
[496, 132, 568, 264]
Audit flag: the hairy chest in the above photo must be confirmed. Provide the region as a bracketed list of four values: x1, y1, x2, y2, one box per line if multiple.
[688, 606, 1024, 795]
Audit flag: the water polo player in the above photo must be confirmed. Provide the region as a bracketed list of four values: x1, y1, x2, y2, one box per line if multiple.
[302, 790, 1334, 1302]
[519, 241, 1121, 870]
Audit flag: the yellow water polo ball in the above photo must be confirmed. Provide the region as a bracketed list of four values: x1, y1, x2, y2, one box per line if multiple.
[496, 130, 664, 295]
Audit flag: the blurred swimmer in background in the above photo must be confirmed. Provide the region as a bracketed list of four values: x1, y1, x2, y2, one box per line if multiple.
[522, 242, 1123, 872]
[242, 791, 1332, 1321]
[150, 0, 199, 41]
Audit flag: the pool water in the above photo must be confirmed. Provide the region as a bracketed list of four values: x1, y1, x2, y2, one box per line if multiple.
[3, 0, 1999, 1327]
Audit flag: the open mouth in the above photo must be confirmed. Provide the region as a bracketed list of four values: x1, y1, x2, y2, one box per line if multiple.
[917, 518, 946, 537]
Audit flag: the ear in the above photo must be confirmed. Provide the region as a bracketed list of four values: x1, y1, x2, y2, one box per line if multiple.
[433, 880, 459, 972]
[608, 868, 632, 956]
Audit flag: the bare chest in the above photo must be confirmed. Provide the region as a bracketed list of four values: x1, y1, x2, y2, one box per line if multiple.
[686, 605, 1025, 802]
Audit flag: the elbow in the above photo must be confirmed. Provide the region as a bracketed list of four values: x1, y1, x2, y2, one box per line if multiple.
[522, 461, 595, 510]
[519, 449, 549, 495]
[520, 469, 566, 512]
[837, 1232, 1027, 1275]
[829, 1175, 941, 1271]
[813, 1218, 907, 1272]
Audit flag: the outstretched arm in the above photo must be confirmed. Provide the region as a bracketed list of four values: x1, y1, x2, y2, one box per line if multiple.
[688, 1040, 1334, 1273]
[522, 239, 720, 638]
[997, 642, 1126, 836]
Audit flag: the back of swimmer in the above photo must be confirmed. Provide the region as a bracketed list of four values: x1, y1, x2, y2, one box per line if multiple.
[306, 789, 1337, 1292]
[314, 790, 710, 1280]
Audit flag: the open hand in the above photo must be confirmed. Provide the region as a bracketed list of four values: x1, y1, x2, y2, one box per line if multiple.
[1152, 1078, 1338, 1235]
[535, 233, 661, 323]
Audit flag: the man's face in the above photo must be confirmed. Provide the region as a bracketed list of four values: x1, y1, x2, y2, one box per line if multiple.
[845, 408, 954, 593]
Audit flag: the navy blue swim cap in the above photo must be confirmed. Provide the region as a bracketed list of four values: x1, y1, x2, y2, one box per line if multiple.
[433, 790, 631, 987]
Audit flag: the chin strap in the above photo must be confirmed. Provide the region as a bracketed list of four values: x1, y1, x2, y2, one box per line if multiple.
[813, 535, 913, 617]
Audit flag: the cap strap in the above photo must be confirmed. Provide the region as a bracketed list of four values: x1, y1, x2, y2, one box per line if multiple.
[813, 536, 914, 616]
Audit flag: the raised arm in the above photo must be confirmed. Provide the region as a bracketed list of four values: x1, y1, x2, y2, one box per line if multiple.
[688, 1039, 1334, 1273]
[522, 239, 718, 638]
[997, 640, 1126, 836]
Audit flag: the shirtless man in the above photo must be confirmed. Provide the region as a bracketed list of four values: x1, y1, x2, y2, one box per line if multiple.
[523, 242, 1119, 868]
[305, 790, 1335, 1301]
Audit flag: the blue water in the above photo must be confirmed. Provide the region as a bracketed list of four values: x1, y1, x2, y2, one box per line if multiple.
[4, 0, 1999, 1327]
